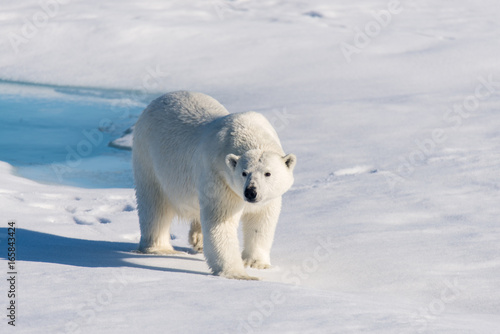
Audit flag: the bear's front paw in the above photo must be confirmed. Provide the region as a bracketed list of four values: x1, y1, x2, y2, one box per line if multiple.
[221, 271, 260, 280]
[213, 268, 260, 280]
[243, 258, 271, 270]
[138, 247, 183, 255]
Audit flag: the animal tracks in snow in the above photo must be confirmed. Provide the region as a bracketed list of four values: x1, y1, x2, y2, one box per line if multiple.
[68, 197, 136, 226]
[333, 165, 378, 177]
[13, 185, 137, 227]
[293, 165, 378, 192]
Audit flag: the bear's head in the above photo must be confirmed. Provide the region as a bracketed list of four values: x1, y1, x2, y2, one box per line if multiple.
[225, 149, 296, 204]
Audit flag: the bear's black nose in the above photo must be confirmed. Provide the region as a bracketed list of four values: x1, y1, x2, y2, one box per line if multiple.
[244, 187, 257, 202]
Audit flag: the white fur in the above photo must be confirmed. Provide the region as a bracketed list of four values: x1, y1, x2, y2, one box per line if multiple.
[132, 91, 296, 280]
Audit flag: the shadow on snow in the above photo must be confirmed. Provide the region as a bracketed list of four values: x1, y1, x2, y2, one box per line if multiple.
[0, 228, 208, 277]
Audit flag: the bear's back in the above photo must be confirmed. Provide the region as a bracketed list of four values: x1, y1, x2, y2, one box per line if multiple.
[142, 91, 229, 127]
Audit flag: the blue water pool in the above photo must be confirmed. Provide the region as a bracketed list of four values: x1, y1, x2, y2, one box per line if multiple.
[0, 81, 153, 188]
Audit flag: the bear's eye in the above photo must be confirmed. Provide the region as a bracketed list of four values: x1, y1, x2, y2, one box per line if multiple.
[242, 172, 248, 177]
[265, 172, 271, 177]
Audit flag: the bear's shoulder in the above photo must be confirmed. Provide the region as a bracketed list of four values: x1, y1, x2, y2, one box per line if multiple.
[223, 111, 274, 131]
[213, 111, 283, 154]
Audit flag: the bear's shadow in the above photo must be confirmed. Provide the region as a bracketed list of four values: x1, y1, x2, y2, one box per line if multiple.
[0, 228, 208, 276]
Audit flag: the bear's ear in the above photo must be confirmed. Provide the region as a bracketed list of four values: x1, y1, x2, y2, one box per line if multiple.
[225, 154, 240, 171]
[283, 154, 297, 171]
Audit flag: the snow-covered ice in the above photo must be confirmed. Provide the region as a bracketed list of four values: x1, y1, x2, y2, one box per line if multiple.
[1, 0, 500, 333]
[109, 126, 134, 151]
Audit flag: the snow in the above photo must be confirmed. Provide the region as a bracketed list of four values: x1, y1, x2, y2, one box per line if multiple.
[109, 126, 134, 151]
[1, 0, 500, 333]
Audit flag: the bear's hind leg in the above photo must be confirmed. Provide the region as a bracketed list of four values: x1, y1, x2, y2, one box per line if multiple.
[138, 205, 180, 255]
[188, 219, 203, 253]
[135, 167, 180, 255]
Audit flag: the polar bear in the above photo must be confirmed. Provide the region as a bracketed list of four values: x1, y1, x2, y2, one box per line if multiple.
[132, 91, 296, 280]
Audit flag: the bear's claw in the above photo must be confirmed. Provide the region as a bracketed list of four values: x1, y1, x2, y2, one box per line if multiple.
[243, 258, 271, 269]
